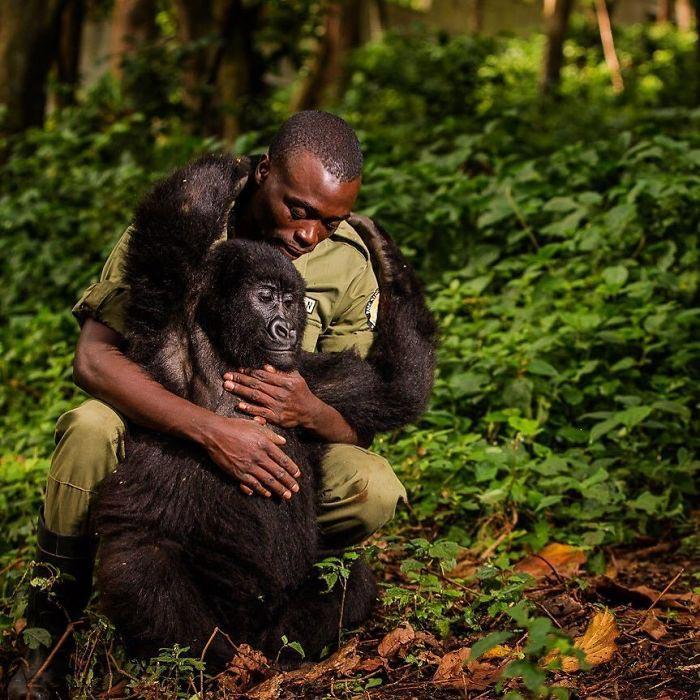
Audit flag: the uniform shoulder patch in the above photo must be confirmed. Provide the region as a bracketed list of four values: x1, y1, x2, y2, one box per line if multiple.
[304, 296, 317, 314]
[364, 289, 380, 330]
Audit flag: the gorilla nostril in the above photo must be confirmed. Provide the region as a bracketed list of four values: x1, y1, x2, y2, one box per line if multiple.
[268, 318, 295, 346]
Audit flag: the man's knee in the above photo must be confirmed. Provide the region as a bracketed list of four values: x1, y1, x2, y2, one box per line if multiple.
[320, 444, 407, 544]
[354, 451, 407, 534]
[45, 400, 126, 535]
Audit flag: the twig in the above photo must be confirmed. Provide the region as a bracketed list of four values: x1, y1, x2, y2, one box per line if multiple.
[27, 621, 77, 690]
[645, 568, 684, 612]
[534, 600, 564, 629]
[199, 626, 221, 699]
[531, 553, 566, 586]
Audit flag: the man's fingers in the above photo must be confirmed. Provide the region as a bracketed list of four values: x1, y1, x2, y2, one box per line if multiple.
[238, 402, 280, 425]
[239, 483, 254, 496]
[249, 466, 291, 500]
[224, 373, 282, 400]
[265, 442, 301, 478]
[258, 457, 299, 495]
[240, 474, 271, 498]
[253, 416, 267, 425]
[259, 425, 286, 445]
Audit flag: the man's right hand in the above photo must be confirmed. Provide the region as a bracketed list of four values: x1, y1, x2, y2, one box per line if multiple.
[199, 414, 301, 499]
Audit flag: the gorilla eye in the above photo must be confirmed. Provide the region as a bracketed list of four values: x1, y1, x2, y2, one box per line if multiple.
[258, 288, 274, 302]
[282, 293, 294, 307]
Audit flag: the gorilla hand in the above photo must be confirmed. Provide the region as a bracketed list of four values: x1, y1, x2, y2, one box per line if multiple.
[223, 365, 318, 429]
[200, 414, 301, 499]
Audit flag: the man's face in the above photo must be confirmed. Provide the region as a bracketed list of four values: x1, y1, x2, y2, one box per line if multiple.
[248, 150, 361, 260]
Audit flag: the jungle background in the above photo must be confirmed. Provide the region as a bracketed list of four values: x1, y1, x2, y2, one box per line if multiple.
[1, 0, 699, 697]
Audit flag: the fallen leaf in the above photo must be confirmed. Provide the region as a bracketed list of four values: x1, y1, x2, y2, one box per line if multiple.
[432, 647, 501, 691]
[594, 577, 700, 611]
[355, 657, 385, 673]
[515, 543, 586, 580]
[551, 609, 619, 673]
[224, 644, 269, 690]
[640, 610, 668, 640]
[482, 644, 512, 660]
[378, 622, 415, 659]
[247, 639, 361, 699]
[433, 646, 471, 683]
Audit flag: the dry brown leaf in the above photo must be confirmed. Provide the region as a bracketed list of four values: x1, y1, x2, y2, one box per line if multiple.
[640, 610, 668, 640]
[355, 657, 385, 673]
[594, 577, 700, 611]
[224, 644, 269, 691]
[515, 543, 587, 580]
[433, 647, 501, 691]
[554, 609, 619, 673]
[433, 646, 471, 683]
[246, 638, 361, 699]
[378, 622, 415, 658]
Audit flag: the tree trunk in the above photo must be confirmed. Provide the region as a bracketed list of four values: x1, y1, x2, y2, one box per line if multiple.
[675, 0, 694, 29]
[470, 0, 484, 33]
[540, 0, 575, 96]
[109, 0, 158, 78]
[291, 0, 362, 112]
[657, 0, 672, 21]
[173, 0, 216, 115]
[56, 0, 85, 107]
[0, 0, 66, 135]
[595, 0, 623, 93]
[212, 0, 266, 141]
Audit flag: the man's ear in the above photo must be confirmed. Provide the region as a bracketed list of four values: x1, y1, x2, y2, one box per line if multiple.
[255, 154, 271, 185]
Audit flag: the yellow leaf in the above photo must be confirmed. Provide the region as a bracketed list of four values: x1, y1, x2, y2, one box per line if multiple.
[560, 609, 619, 672]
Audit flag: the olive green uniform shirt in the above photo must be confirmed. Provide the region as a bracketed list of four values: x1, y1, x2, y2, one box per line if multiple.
[72, 221, 379, 357]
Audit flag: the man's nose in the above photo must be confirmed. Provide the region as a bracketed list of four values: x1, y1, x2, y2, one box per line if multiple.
[293, 221, 321, 249]
[268, 317, 297, 347]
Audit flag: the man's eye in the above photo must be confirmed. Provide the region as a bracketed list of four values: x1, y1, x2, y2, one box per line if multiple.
[290, 207, 306, 220]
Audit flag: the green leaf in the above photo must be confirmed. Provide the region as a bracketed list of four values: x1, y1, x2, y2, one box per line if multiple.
[616, 405, 652, 429]
[469, 631, 513, 662]
[287, 641, 305, 658]
[589, 417, 620, 443]
[23, 627, 52, 650]
[602, 265, 628, 288]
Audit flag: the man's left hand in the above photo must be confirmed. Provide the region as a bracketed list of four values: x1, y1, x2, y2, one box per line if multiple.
[223, 365, 320, 428]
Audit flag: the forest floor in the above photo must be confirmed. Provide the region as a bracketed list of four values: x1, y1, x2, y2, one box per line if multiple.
[29, 527, 693, 700]
[230, 537, 700, 700]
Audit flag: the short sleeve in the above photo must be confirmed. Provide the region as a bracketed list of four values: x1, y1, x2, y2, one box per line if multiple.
[316, 255, 379, 359]
[72, 227, 133, 336]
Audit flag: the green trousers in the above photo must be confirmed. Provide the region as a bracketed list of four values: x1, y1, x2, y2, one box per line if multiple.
[44, 400, 407, 548]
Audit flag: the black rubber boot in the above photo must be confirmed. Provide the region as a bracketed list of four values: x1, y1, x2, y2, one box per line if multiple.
[8, 511, 95, 700]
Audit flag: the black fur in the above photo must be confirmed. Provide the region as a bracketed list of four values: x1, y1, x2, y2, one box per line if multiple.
[93, 153, 437, 669]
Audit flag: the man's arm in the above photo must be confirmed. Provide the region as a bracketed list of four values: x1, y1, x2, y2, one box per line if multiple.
[73, 319, 302, 499]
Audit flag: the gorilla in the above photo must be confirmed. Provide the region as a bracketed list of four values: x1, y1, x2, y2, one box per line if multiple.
[93, 154, 438, 669]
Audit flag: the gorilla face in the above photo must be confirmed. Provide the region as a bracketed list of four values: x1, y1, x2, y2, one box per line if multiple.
[247, 279, 301, 368]
[199, 240, 307, 372]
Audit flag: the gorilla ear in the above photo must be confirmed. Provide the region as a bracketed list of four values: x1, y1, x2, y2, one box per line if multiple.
[255, 154, 271, 185]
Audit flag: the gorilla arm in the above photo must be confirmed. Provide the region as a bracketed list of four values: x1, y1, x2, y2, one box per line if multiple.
[299, 216, 439, 442]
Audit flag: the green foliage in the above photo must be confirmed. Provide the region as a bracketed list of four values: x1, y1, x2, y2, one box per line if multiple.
[0, 18, 698, 693]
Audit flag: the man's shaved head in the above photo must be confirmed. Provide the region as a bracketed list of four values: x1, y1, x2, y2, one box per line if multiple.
[269, 111, 363, 182]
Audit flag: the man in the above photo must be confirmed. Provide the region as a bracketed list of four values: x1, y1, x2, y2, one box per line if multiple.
[10, 111, 407, 699]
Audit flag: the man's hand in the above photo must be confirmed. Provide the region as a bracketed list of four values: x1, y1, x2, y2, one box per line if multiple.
[199, 413, 301, 499]
[223, 365, 319, 429]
